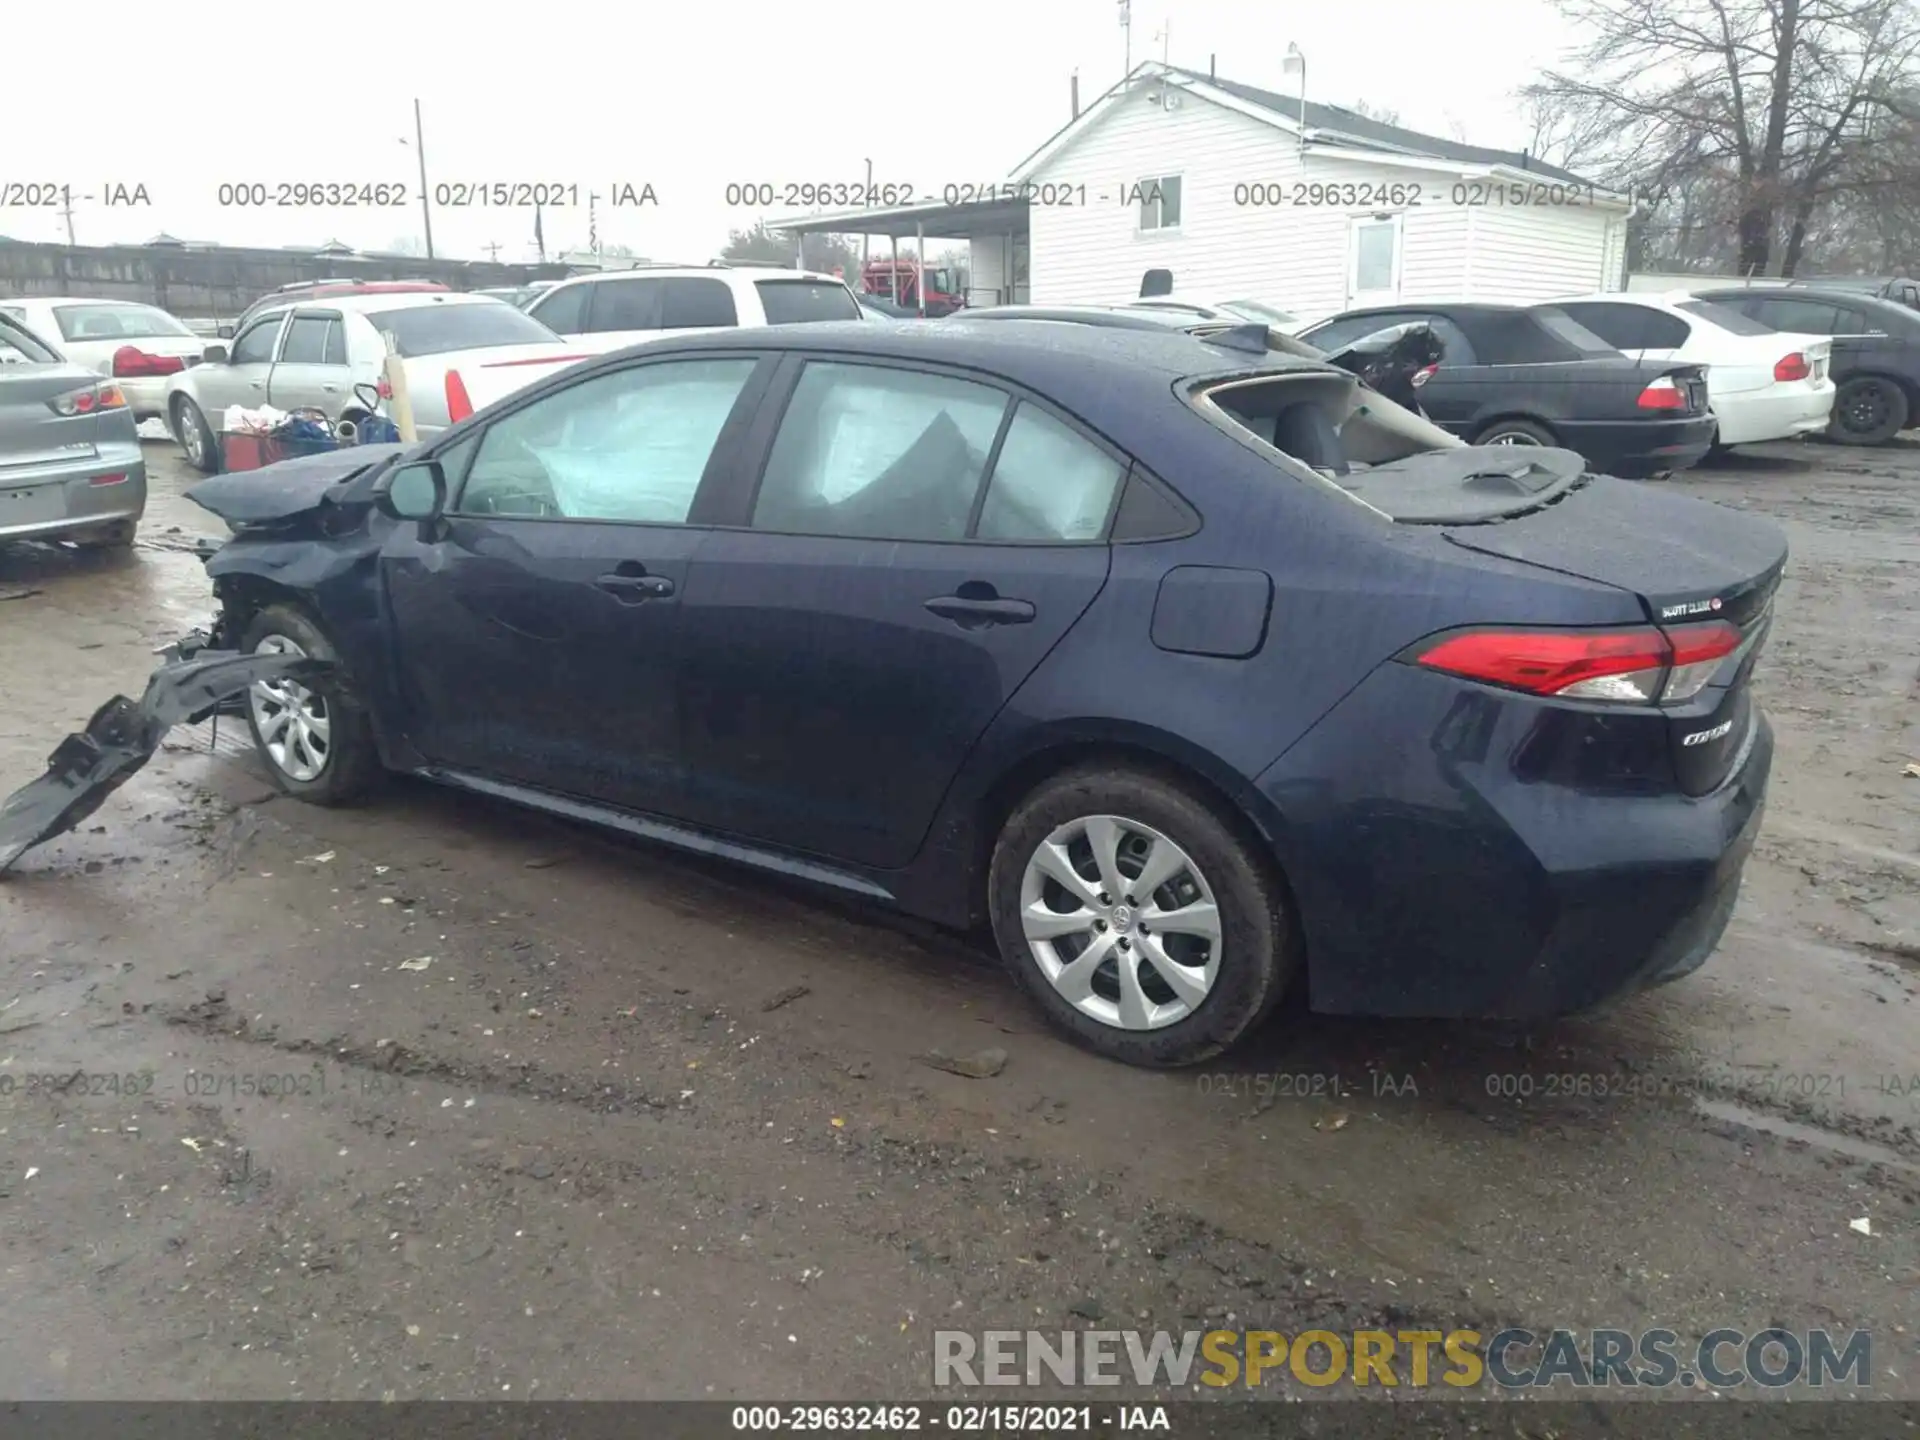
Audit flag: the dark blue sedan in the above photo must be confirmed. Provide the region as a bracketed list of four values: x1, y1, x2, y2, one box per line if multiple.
[183, 319, 1785, 1067]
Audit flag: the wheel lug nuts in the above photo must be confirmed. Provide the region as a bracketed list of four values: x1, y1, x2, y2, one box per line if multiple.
[1094, 920, 1107, 931]
[1118, 938, 1131, 950]
[1099, 893, 1111, 905]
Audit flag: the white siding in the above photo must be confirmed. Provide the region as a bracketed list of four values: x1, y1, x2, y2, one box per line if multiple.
[1463, 204, 1617, 303]
[1021, 82, 1618, 316]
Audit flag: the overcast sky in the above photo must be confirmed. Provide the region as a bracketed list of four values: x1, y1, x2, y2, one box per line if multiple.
[8, 0, 1576, 264]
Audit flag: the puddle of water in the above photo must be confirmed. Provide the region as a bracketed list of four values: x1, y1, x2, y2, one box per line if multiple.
[1695, 1097, 1920, 1175]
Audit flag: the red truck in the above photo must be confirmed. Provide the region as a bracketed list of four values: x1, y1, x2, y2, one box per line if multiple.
[860, 259, 967, 315]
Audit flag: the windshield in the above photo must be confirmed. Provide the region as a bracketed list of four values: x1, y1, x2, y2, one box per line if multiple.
[756, 280, 860, 325]
[53, 303, 193, 342]
[363, 301, 560, 356]
[1676, 299, 1774, 336]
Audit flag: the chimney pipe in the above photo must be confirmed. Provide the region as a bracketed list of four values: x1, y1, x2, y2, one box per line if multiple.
[1071, 70, 1080, 118]
[1209, 53, 1216, 79]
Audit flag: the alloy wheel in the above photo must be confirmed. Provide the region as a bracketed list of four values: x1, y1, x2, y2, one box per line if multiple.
[249, 635, 331, 783]
[1485, 430, 1540, 446]
[178, 402, 206, 467]
[1018, 814, 1222, 1031]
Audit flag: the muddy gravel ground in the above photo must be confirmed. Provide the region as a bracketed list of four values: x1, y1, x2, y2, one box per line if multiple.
[0, 435, 1915, 1415]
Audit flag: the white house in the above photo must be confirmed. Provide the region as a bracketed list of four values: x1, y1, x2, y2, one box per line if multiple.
[1011, 62, 1632, 318]
[767, 61, 1632, 317]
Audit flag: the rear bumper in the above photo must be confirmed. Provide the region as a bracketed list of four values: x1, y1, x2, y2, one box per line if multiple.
[1557, 415, 1716, 477]
[1254, 661, 1773, 1019]
[118, 375, 176, 421]
[0, 444, 148, 542]
[1711, 384, 1835, 446]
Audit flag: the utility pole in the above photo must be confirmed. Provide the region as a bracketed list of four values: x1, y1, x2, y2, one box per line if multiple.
[60, 188, 76, 246]
[413, 99, 435, 260]
[533, 200, 546, 264]
[862, 158, 872, 270]
[483, 240, 502, 261]
[1118, 0, 1131, 74]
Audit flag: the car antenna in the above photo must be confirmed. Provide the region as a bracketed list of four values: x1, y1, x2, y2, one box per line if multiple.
[1200, 322, 1271, 355]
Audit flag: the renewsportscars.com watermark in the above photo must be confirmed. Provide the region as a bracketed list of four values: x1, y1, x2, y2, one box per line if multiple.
[934, 1327, 1873, 1390]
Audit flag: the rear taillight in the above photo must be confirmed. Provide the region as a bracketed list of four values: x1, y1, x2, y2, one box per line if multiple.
[1410, 363, 1438, 388]
[1773, 352, 1810, 382]
[1414, 620, 1742, 704]
[47, 382, 127, 417]
[1637, 376, 1688, 411]
[110, 345, 186, 378]
[89, 472, 129, 486]
[445, 369, 474, 423]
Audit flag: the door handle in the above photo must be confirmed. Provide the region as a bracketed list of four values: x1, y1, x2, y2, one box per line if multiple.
[924, 594, 1035, 626]
[249, 380, 265, 389]
[596, 571, 675, 602]
[322, 383, 340, 392]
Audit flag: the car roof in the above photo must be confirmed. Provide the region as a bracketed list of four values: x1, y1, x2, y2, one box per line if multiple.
[1693, 284, 1914, 313]
[13, 296, 173, 309]
[554, 266, 845, 285]
[962, 304, 1222, 332]
[257, 291, 512, 317]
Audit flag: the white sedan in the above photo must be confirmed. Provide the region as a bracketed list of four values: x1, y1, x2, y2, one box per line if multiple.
[164, 292, 590, 470]
[1550, 291, 1835, 447]
[0, 297, 212, 422]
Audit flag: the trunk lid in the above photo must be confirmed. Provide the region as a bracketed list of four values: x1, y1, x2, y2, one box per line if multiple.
[1443, 476, 1787, 795]
[0, 362, 110, 480]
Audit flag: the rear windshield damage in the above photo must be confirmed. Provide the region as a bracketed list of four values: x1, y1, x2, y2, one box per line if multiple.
[1189, 369, 1589, 525]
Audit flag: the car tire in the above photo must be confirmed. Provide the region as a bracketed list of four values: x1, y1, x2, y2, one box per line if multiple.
[1829, 376, 1909, 446]
[1472, 417, 1557, 447]
[987, 765, 1294, 1068]
[173, 396, 219, 474]
[240, 603, 383, 805]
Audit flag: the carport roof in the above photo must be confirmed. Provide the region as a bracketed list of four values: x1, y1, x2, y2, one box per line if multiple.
[763, 194, 1030, 239]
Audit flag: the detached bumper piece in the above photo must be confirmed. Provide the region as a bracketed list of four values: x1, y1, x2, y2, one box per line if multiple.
[0, 648, 331, 872]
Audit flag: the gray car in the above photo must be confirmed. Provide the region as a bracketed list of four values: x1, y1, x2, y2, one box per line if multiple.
[0, 310, 146, 549]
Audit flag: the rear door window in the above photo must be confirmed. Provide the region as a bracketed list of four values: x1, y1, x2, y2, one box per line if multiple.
[1747, 298, 1847, 334]
[749, 362, 1008, 540]
[279, 314, 335, 364]
[755, 280, 861, 325]
[586, 277, 664, 332]
[659, 277, 740, 329]
[975, 403, 1126, 542]
[1675, 299, 1774, 336]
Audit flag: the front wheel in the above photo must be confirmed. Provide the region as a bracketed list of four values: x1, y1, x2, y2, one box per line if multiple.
[1829, 376, 1909, 446]
[172, 395, 219, 474]
[988, 767, 1293, 1067]
[240, 604, 383, 805]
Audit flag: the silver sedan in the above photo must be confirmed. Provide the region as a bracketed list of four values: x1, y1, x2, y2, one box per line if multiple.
[0, 311, 147, 549]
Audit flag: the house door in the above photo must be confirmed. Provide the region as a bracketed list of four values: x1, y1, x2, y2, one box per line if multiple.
[1347, 215, 1403, 308]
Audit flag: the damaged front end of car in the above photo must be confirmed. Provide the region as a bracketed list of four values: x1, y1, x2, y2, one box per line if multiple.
[0, 445, 412, 872]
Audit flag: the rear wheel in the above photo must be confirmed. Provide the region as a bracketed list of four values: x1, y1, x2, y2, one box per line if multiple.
[1829, 376, 1908, 446]
[172, 395, 219, 473]
[987, 766, 1292, 1067]
[240, 604, 383, 805]
[1473, 417, 1556, 447]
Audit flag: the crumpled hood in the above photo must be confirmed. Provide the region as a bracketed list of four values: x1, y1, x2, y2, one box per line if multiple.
[185, 444, 412, 525]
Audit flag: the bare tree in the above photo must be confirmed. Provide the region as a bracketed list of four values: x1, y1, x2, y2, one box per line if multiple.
[1349, 100, 1403, 126]
[720, 221, 861, 277]
[1524, 0, 1920, 275]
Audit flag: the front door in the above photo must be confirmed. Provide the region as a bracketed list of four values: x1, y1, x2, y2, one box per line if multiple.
[379, 353, 770, 814]
[675, 358, 1122, 870]
[1347, 215, 1403, 309]
[197, 311, 287, 413]
[266, 309, 352, 416]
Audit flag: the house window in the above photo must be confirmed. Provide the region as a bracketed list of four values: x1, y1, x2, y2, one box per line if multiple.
[1137, 174, 1182, 231]
[1350, 217, 1400, 295]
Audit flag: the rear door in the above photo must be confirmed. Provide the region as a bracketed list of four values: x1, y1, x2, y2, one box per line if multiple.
[576, 275, 668, 354]
[380, 352, 774, 815]
[674, 356, 1121, 869]
[266, 309, 351, 414]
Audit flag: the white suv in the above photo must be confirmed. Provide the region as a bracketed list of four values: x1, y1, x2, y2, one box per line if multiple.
[523, 265, 864, 355]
